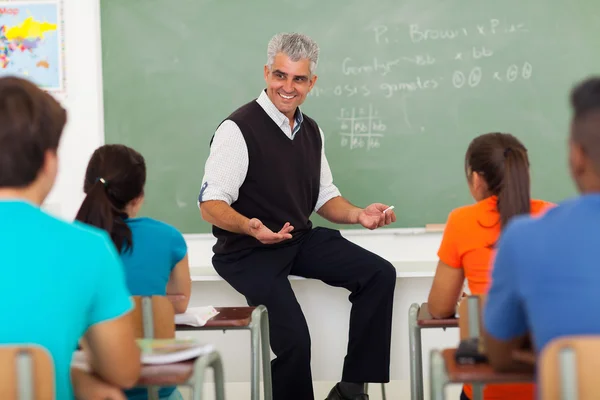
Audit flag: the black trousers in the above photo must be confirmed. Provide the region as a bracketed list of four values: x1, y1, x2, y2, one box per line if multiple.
[213, 227, 397, 400]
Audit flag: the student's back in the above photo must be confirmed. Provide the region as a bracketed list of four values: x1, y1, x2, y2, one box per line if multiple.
[483, 77, 600, 394]
[428, 132, 551, 400]
[76, 144, 190, 400]
[121, 217, 187, 296]
[487, 194, 600, 353]
[439, 196, 552, 294]
[0, 201, 132, 399]
[0, 76, 140, 399]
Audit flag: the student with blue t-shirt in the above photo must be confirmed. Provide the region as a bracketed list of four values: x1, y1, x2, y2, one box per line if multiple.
[0, 77, 141, 399]
[484, 76, 600, 373]
[76, 144, 191, 400]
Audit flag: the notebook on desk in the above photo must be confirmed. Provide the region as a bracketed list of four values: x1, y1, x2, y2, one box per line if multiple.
[137, 338, 215, 364]
[175, 306, 219, 327]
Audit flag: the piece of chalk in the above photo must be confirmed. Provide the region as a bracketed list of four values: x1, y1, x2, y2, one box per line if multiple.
[383, 205, 395, 213]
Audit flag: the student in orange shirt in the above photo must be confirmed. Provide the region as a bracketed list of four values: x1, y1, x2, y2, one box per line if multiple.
[427, 132, 553, 400]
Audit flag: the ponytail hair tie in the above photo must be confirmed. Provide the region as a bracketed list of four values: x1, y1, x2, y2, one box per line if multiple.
[96, 177, 108, 188]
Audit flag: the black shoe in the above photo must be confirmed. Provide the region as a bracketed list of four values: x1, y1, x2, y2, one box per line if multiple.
[325, 383, 369, 400]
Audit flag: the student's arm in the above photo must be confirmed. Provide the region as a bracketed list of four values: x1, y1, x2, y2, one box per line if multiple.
[83, 236, 140, 388]
[427, 211, 465, 318]
[71, 368, 126, 400]
[483, 223, 534, 373]
[166, 256, 191, 313]
[427, 261, 465, 318]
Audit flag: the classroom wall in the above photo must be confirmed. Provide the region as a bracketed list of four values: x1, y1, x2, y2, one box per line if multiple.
[47, 0, 460, 393]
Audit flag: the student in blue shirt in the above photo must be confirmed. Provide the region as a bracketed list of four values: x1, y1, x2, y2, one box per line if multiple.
[76, 144, 191, 400]
[0, 77, 140, 399]
[484, 76, 600, 372]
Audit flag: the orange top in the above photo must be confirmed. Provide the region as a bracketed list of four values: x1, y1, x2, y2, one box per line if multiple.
[438, 195, 553, 400]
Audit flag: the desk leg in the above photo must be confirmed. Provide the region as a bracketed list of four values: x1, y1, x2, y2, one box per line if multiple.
[429, 350, 448, 400]
[261, 309, 273, 400]
[471, 384, 484, 400]
[147, 387, 160, 400]
[409, 303, 423, 400]
[253, 305, 273, 400]
[249, 307, 264, 400]
[190, 350, 225, 400]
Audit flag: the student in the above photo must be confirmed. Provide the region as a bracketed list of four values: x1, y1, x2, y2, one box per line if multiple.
[484, 77, 600, 374]
[0, 77, 140, 399]
[427, 132, 553, 400]
[76, 144, 191, 400]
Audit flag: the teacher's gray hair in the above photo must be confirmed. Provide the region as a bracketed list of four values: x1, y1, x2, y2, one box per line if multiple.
[267, 33, 319, 76]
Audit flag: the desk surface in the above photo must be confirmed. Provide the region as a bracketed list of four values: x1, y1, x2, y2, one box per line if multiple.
[177, 307, 253, 330]
[71, 351, 195, 386]
[191, 261, 436, 282]
[418, 303, 458, 328]
[442, 349, 533, 384]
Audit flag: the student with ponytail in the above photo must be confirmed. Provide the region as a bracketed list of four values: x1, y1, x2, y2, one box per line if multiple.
[76, 144, 191, 400]
[426, 132, 554, 400]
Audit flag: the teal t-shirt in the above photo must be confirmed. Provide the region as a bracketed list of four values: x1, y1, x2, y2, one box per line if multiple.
[120, 217, 187, 400]
[121, 217, 187, 296]
[0, 200, 133, 400]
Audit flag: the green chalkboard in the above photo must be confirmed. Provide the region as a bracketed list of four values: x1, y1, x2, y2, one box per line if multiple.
[100, 0, 597, 234]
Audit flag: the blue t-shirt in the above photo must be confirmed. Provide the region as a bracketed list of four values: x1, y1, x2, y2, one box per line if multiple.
[120, 217, 187, 400]
[485, 194, 600, 353]
[0, 200, 133, 400]
[120, 217, 187, 296]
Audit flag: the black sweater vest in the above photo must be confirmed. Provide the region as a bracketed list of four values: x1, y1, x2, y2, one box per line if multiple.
[212, 100, 322, 255]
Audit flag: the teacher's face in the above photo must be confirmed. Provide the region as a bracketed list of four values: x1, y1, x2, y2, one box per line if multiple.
[264, 52, 317, 120]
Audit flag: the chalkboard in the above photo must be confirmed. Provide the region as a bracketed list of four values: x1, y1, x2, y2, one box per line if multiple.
[100, 0, 597, 234]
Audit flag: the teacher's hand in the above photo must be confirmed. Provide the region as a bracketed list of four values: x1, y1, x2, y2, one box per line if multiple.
[248, 218, 294, 244]
[358, 203, 397, 230]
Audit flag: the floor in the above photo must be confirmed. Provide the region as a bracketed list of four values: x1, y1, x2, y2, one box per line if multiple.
[177, 379, 463, 400]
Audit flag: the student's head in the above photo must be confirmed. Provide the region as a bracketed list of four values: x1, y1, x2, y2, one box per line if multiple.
[568, 77, 600, 193]
[264, 32, 319, 119]
[465, 132, 531, 227]
[0, 76, 67, 204]
[75, 144, 146, 252]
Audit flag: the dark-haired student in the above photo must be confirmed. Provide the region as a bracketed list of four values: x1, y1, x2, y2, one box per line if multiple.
[484, 77, 600, 378]
[0, 76, 140, 399]
[426, 132, 554, 400]
[76, 144, 191, 400]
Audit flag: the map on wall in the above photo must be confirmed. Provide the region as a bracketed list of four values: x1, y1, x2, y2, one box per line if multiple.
[0, 1, 64, 91]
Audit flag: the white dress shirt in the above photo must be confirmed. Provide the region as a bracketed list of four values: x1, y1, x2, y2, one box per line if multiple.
[199, 90, 341, 212]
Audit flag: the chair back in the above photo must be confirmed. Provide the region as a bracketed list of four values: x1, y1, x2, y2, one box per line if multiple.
[539, 336, 600, 400]
[132, 296, 175, 339]
[458, 294, 487, 353]
[0, 345, 54, 400]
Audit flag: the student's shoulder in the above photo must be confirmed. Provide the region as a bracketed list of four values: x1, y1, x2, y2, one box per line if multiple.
[446, 202, 480, 226]
[531, 198, 557, 216]
[40, 212, 116, 254]
[503, 201, 562, 242]
[128, 217, 184, 238]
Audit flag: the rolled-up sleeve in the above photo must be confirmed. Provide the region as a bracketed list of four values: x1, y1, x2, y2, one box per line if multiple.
[198, 120, 248, 206]
[315, 128, 342, 211]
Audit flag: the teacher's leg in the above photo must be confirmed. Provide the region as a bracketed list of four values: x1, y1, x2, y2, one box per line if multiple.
[292, 227, 397, 385]
[213, 246, 314, 400]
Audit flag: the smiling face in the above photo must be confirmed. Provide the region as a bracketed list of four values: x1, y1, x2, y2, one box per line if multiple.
[264, 52, 317, 120]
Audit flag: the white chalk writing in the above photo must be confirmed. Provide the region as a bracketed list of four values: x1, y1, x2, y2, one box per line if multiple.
[338, 105, 385, 150]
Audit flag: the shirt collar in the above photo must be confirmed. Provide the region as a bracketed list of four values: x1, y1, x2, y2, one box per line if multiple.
[256, 90, 303, 130]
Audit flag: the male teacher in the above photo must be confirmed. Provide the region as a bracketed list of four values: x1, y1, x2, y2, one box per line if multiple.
[198, 32, 397, 400]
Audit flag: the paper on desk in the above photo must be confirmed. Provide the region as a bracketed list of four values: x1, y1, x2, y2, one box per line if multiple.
[175, 306, 219, 327]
